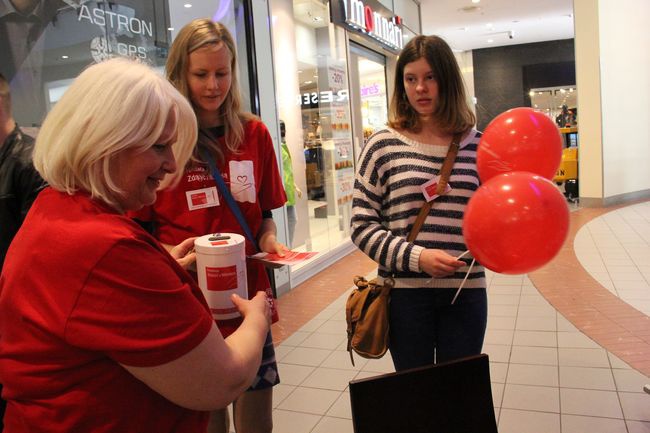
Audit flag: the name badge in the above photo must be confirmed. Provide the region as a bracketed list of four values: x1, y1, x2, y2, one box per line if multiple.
[420, 176, 452, 202]
[186, 187, 219, 211]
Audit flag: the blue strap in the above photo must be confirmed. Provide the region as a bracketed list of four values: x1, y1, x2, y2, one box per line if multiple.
[200, 148, 258, 251]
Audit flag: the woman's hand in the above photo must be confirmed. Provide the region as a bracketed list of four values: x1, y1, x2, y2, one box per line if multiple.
[258, 233, 290, 268]
[418, 249, 465, 278]
[169, 237, 197, 270]
[231, 291, 272, 326]
[259, 234, 289, 257]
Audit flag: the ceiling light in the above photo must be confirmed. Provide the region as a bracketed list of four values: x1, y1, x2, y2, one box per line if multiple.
[472, 0, 480, 3]
[167, 27, 174, 31]
[304, 80, 313, 84]
[61, 55, 69, 59]
[487, 39, 493, 43]
[184, 3, 192, 8]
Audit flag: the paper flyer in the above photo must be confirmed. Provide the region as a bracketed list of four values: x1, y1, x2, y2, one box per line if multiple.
[250, 251, 318, 266]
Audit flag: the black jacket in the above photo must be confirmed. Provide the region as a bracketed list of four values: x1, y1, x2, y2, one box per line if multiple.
[0, 124, 45, 270]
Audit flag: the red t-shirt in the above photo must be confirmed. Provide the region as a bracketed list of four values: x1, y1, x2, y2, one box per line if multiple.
[132, 119, 286, 337]
[0, 188, 214, 433]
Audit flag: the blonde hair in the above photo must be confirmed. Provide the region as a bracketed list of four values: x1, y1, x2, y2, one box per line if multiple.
[389, 35, 475, 135]
[32, 57, 197, 210]
[166, 18, 253, 162]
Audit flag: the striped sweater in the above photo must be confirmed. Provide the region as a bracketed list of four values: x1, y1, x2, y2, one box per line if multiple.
[351, 127, 486, 290]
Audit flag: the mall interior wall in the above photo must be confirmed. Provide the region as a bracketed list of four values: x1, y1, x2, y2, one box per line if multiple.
[472, 39, 576, 131]
[574, 0, 650, 206]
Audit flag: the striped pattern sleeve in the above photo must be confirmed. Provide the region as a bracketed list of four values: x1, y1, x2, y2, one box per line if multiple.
[351, 130, 424, 273]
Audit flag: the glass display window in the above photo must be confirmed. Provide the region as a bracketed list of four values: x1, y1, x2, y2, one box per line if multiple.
[272, 0, 355, 263]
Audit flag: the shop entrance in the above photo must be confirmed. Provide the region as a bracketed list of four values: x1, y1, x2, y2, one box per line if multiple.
[349, 42, 389, 160]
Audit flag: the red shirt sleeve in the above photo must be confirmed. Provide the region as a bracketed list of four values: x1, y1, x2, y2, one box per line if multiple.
[64, 238, 213, 367]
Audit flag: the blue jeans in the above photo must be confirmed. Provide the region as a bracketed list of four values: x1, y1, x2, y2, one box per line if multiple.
[389, 288, 487, 371]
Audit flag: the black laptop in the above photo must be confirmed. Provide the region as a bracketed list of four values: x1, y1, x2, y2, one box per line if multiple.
[348, 354, 498, 433]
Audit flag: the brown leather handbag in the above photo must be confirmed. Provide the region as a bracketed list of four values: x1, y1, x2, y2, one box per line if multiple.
[345, 134, 461, 366]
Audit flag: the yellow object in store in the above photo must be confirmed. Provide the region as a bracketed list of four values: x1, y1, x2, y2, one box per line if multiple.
[554, 147, 578, 182]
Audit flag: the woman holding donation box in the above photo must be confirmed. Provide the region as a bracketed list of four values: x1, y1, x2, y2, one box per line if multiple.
[351, 35, 487, 372]
[0, 57, 271, 432]
[130, 19, 286, 433]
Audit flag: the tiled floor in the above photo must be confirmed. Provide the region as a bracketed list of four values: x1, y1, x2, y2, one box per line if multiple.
[260, 201, 650, 433]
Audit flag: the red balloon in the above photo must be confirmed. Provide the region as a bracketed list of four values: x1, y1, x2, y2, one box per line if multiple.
[463, 171, 569, 274]
[477, 107, 562, 182]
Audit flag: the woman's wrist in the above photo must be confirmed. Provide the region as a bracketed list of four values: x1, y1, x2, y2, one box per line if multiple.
[258, 232, 277, 253]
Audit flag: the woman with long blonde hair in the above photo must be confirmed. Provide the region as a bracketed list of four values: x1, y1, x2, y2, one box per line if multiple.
[131, 19, 286, 433]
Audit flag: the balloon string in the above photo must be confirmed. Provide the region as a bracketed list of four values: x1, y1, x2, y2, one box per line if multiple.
[451, 258, 475, 305]
[456, 250, 470, 260]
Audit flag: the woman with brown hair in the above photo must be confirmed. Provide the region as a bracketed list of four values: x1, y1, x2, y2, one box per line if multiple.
[351, 35, 487, 371]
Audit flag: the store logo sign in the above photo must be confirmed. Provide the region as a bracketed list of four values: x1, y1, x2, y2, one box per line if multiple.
[78, 3, 153, 61]
[339, 0, 403, 51]
[297, 89, 349, 106]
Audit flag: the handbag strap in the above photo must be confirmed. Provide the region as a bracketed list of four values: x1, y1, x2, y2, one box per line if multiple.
[200, 147, 259, 252]
[406, 133, 462, 243]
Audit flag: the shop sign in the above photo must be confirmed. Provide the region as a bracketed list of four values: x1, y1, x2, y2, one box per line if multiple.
[360, 83, 380, 97]
[330, 0, 403, 53]
[296, 89, 349, 106]
[77, 3, 156, 62]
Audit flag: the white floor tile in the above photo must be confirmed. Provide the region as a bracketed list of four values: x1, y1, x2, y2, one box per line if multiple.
[513, 330, 558, 347]
[510, 346, 558, 366]
[301, 367, 359, 391]
[502, 384, 560, 412]
[626, 420, 650, 433]
[612, 368, 650, 392]
[559, 347, 610, 368]
[271, 409, 321, 433]
[273, 384, 296, 408]
[491, 382, 505, 407]
[277, 387, 341, 415]
[507, 363, 559, 387]
[325, 391, 352, 419]
[487, 316, 517, 330]
[313, 319, 347, 335]
[562, 414, 628, 433]
[299, 332, 347, 350]
[517, 304, 557, 318]
[484, 329, 514, 345]
[559, 366, 616, 390]
[281, 347, 332, 367]
[311, 416, 354, 433]
[619, 392, 650, 421]
[557, 331, 601, 348]
[482, 344, 512, 363]
[516, 316, 557, 332]
[560, 388, 623, 418]
[277, 363, 316, 386]
[320, 351, 367, 371]
[490, 361, 508, 383]
[498, 408, 560, 433]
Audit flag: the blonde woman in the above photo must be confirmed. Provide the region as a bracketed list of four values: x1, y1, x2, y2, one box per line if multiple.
[0, 57, 271, 432]
[130, 19, 286, 433]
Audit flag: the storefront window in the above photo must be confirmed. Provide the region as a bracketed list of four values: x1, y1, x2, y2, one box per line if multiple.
[272, 0, 354, 260]
[0, 0, 252, 127]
